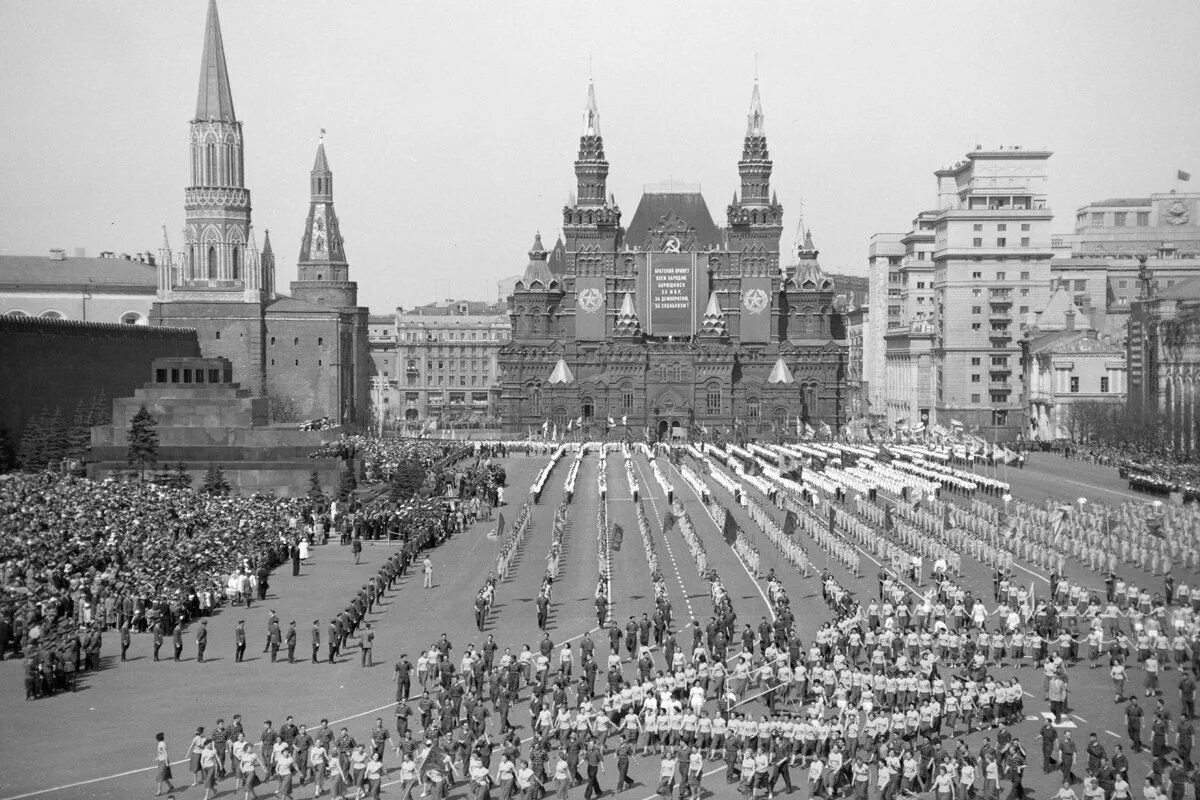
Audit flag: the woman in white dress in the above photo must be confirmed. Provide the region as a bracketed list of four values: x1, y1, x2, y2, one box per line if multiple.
[299, 538, 310, 561]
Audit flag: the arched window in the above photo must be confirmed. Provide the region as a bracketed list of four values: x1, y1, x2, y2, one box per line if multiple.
[552, 406, 569, 429]
[528, 382, 542, 414]
[804, 384, 818, 416]
[774, 406, 789, 429]
[206, 142, 216, 184]
[581, 397, 594, 419]
[4, 309, 28, 316]
[120, 312, 144, 325]
[746, 396, 761, 419]
[207, 246, 217, 279]
[619, 381, 634, 412]
[39, 310, 63, 319]
[530, 308, 543, 336]
[705, 381, 722, 415]
[293, 337, 299, 346]
[231, 246, 240, 280]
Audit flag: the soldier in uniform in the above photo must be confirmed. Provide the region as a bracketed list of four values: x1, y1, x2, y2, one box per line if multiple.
[172, 621, 184, 661]
[268, 621, 282, 663]
[119, 620, 131, 662]
[286, 621, 297, 663]
[152, 619, 164, 661]
[234, 620, 246, 662]
[311, 620, 321, 663]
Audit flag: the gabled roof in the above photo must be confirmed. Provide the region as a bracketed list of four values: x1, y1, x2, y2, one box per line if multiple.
[194, 0, 236, 123]
[1034, 286, 1092, 331]
[622, 192, 722, 251]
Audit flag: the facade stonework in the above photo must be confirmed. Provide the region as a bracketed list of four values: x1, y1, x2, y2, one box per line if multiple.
[500, 82, 848, 439]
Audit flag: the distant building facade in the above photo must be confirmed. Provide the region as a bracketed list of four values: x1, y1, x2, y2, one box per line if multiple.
[1021, 288, 1125, 442]
[369, 301, 509, 428]
[1, 250, 157, 324]
[1128, 271, 1200, 456]
[500, 81, 849, 439]
[150, 1, 368, 424]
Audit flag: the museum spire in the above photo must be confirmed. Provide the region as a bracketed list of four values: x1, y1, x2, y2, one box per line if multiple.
[583, 79, 601, 137]
[194, 0, 236, 122]
[573, 79, 609, 207]
[747, 78, 765, 137]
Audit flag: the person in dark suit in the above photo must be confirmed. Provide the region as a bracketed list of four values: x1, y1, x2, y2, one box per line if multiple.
[311, 620, 321, 663]
[172, 622, 184, 661]
[268, 622, 282, 663]
[196, 620, 208, 662]
[119, 621, 131, 662]
[152, 620, 164, 661]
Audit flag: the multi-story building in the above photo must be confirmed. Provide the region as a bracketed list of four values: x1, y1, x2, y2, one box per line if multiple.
[1, 250, 158, 324]
[150, 1, 369, 424]
[864, 233, 904, 421]
[1050, 191, 1200, 339]
[1128, 269, 1200, 456]
[930, 147, 1055, 438]
[369, 301, 509, 428]
[500, 80, 849, 439]
[1022, 287, 1125, 442]
[844, 303, 867, 421]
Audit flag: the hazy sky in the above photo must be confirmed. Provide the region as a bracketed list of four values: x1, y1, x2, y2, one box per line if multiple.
[2, 1, 1199, 310]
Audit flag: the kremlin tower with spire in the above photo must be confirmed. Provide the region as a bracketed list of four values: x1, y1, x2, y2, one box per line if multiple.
[152, 0, 368, 424]
[500, 79, 847, 438]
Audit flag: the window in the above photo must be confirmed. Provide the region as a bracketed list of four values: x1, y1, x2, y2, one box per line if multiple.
[991, 410, 1008, 426]
[231, 247, 240, 279]
[972, 306, 982, 314]
[1100, 376, 1110, 393]
[1090, 212, 1104, 225]
[996, 272, 1006, 280]
[971, 374, 981, 383]
[970, 357, 981, 366]
[996, 238, 1006, 247]
[1136, 212, 1150, 226]
[971, 394, 981, 403]
[1074, 280, 1086, 291]
[972, 289, 982, 297]
[971, 323, 981, 330]
[621, 385, 634, 411]
[270, 336, 276, 345]
[990, 392, 1008, 403]
[973, 238, 983, 248]
[293, 337, 299, 346]
[972, 271, 982, 279]
[1021, 224, 1030, 231]
[991, 356, 1008, 366]
[120, 312, 142, 325]
[1020, 271, 1030, 281]
[706, 382, 721, 415]
[1020, 306, 1029, 314]
[207, 246, 217, 279]
[747, 397, 761, 419]
[1118, 280, 1127, 288]
[1114, 212, 1127, 227]
[997, 224, 1007, 231]
[973, 224, 983, 232]
[1070, 376, 1079, 393]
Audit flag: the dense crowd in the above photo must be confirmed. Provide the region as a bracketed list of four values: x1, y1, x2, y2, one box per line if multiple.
[0, 473, 313, 694]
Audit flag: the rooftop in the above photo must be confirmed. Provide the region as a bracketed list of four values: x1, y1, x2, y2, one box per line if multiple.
[0, 253, 157, 290]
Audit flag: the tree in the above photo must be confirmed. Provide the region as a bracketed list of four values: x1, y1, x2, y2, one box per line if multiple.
[42, 407, 70, 468]
[337, 461, 358, 500]
[307, 470, 324, 501]
[202, 463, 230, 495]
[389, 460, 426, 503]
[126, 405, 160, 483]
[170, 462, 192, 489]
[17, 407, 51, 471]
[0, 426, 14, 472]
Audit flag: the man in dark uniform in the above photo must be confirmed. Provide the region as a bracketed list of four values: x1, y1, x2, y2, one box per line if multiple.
[152, 620, 164, 661]
[328, 618, 339, 663]
[536, 593, 550, 630]
[263, 609, 279, 653]
[119, 621, 131, 661]
[583, 738, 604, 799]
[311, 620, 321, 663]
[196, 620, 208, 662]
[285, 621, 297, 663]
[291, 544, 301, 577]
[234, 620, 246, 662]
[394, 654, 412, 701]
[1126, 698, 1144, 751]
[172, 622, 184, 661]
[268, 621, 282, 663]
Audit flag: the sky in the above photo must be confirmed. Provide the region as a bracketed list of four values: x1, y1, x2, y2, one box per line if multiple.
[1, 0, 1199, 310]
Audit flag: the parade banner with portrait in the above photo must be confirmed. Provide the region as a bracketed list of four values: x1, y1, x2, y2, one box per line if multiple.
[740, 276, 773, 343]
[574, 276, 607, 340]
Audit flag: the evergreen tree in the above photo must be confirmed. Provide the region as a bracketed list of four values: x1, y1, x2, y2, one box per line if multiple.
[126, 405, 160, 482]
[173, 462, 192, 489]
[42, 407, 70, 468]
[90, 391, 112, 427]
[202, 463, 230, 495]
[66, 399, 93, 462]
[337, 461, 358, 500]
[0, 426, 14, 472]
[17, 408, 51, 471]
[307, 471, 324, 501]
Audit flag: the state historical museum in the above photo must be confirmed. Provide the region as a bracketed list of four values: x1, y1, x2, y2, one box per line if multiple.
[500, 81, 849, 439]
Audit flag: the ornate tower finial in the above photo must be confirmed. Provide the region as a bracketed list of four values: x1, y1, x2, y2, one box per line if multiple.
[195, 0, 236, 122]
[292, 136, 356, 308]
[583, 78, 601, 137]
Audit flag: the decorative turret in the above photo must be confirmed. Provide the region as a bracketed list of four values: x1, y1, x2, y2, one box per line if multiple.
[159, 0, 264, 302]
[291, 131, 358, 308]
[516, 233, 558, 290]
[727, 78, 783, 262]
[613, 291, 642, 338]
[563, 80, 620, 254]
[700, 291, 728, 338]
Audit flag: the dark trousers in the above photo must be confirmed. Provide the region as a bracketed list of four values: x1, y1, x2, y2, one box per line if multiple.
[287, 644, 295, 663]
[173, 644, 183, 661]
[617, 760, 632, 790]
[236, 643, 245, 662]
[312, 644, 320, 663]
[120, 642, 129, 661]
[153, 642, 162, 661]
[197, 644, 206, 662]
[583, 765, 601, 799]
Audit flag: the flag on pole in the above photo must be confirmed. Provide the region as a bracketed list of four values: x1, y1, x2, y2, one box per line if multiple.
[612, 523, 623, 552]
[488, 512, 505, 541]
[1179, 169, 1192, 182]
[722, 510, 739, 545]
[567, 419, 573, 432]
